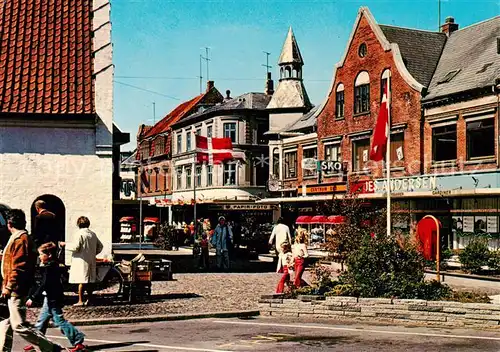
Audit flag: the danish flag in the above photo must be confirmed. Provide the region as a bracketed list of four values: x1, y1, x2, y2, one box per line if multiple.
[195, 135, 245, 164]
[369, 84, 390, 162]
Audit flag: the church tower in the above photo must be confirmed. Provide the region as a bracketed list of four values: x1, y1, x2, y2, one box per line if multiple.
[267, 27, 312, 132]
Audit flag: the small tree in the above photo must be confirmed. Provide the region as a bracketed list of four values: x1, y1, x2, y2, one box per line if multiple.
[459, 238, 490, 274]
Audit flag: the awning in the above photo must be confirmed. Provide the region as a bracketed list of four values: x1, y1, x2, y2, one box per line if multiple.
[327, 215, 346, 224]
[144, 217, 160, 223]
[310, 215, 328, 224]
[296, 216, 312, 224]
[119, 216, 135, 222]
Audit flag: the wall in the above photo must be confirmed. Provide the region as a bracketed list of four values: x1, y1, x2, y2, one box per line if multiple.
[316, 14, 423, 181]
[260, 295, 500, 328]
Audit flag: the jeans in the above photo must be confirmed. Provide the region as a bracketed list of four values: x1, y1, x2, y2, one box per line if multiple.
[216, 249, 230, 270]
[0, 296, 58, 352]
[294, 257, 306, 288]
[35, 297, 85, 346]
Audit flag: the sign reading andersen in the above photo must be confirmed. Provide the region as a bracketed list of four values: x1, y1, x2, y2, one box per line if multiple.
[357, 175, 438, 194]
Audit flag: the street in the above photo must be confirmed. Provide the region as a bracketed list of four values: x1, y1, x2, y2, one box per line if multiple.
[14, 317, 500, 351]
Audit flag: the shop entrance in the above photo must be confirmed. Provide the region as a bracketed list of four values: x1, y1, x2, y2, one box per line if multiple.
[30, 194, 66, 243]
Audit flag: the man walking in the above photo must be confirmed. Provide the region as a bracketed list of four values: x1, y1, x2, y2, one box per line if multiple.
[0, 209, 61, 351]
[268, 217, 291, 256]
[33, 200, 59, 248]
[211, 216, 233, 271]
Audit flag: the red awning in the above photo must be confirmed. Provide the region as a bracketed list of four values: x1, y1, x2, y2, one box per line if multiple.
[295, 216, 312, 224]
[144, 217, 160, 223]
[310, 215, 328, 224]
[119, 216, 135, 223]
[327, 215, 346, 224]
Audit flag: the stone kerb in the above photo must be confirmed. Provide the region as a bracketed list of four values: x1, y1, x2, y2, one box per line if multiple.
[258, 295, 500, 328]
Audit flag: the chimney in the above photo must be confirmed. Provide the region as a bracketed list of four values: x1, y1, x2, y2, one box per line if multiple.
[265, 72, 274, 95]
[441, 17, 459, 36]
[206, 80, 214, 93]
[225, 90, 231, 100]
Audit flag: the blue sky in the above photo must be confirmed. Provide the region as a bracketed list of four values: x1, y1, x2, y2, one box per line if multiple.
[112, 0, 499, 150]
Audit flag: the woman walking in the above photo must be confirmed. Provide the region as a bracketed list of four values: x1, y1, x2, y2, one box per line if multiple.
[61, 216, 103, 306]
[292, 229, 309, 288]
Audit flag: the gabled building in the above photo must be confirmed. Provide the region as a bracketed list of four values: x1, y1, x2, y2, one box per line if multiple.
[0, 0, 117, 256]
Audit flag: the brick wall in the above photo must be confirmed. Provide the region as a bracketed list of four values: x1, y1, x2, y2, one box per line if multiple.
[317, 14, 423, 182]
[260, 295, 500, 328]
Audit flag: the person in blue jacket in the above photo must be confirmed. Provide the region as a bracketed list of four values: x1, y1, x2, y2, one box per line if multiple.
[211, 216, 233, 270]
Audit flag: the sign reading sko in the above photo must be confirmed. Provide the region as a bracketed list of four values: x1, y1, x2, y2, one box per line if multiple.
[318, 160, 344, 174]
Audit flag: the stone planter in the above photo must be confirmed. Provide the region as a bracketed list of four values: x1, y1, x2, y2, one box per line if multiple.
[259, 294, 500, 328]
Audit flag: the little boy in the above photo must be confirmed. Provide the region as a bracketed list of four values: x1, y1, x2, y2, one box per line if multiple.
[25, 242, 86, 352]
[198, 233, 210, 270]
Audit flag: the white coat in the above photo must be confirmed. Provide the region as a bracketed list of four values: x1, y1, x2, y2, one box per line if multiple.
[66, 228, 103, 284]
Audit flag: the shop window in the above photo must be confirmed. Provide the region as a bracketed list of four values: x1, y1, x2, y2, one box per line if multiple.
[186, 131, 192, 152]
[185, 166, 192, 189]
[223, 122, 237, 143]
[354, 71, 370, 115]
[177, 133, 182, 154]
[390, 133, 404, 168]
[224, 163, 237, 185]
[207, 165, 213, 186]
[303, 147, 317, 178]
[196, 166, 202, 187]
[432, 125, 457, 162]
[207, 125, 213, 138]
[335, 84, 344, 119]
[176, 167, 182, 190]
[466, 118, 494, 160]
[284, 150, 297, 179]
[352, 138, 370, 171]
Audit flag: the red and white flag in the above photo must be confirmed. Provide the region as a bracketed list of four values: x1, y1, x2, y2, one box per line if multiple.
[195, 135, 245, 164]
[369, 84, 390, 162]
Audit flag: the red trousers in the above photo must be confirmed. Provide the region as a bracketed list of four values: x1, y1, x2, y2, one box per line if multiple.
[294, 257, 306, 288]
[276, 266, 290, 294]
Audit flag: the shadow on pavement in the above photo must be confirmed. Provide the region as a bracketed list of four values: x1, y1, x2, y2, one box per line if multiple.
[87, 341, 151, 351]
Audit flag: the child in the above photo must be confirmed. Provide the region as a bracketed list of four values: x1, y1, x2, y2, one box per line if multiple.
[276, 242, 294, 294]
[292, 230, 309, 288]
[25, 242, 87, 352]
[198, 233, 210, 270]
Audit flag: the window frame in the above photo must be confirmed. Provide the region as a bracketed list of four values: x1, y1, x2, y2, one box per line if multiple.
[284, 150, 298, 179]
[176, 167, 183, 190]
[432, 124, 457, 162]
[196, 165, 202, 187]
[335, 83, 345, 119]
[352, 138, 371, 172]
[177, 133, 182, 154]
[207, 165, 213, 186]
[302, 146, 318, 178]
[185, 166, 192, 189]
[223, 122, 237, 143]
[186, 131, 192, 152]
[207, 125, 213, 138]
[466, 117, 495, 160]
[223, 163, 237, 186]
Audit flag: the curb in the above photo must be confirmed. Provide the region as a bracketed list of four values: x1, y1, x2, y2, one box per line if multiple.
[425, 270, 500, 283]
[69, 310, 260, 326]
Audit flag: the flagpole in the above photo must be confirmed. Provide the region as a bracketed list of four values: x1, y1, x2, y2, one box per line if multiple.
[139, 167, 143, 250]
[386, 78, 391, 237]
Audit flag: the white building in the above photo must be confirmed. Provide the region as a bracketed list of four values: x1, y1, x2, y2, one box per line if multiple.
[0, 0, 115, 257]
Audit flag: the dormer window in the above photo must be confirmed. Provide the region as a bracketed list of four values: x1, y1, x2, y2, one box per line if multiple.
[437, 69, 460, 84]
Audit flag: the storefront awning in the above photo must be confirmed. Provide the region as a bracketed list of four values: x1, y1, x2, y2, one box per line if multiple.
[310, 215, 328, 224]
[144, 217, 160, 223]
[119, 216, 135, 222]
[327, 215, 346, 224]
[296, 216, 312, 224]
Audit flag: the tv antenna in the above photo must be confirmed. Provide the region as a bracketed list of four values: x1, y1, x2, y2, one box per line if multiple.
[201, 47, 211, 81]
[262, 51, 272, 74]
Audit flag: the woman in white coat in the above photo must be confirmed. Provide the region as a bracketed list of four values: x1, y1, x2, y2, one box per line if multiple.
[61, 216, 103, 306]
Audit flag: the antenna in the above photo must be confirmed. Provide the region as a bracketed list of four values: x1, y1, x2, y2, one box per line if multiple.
[201, 47, 211, 81]
[152, 102, 156, 124]
[438, 0, 441, 31]
[262, 51, 272, 74]
[198, 54, 203, 94]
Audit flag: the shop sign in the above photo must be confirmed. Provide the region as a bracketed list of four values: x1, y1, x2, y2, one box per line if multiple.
[355, 175, 438, 194]
[318, 160, 344, 174]
[350, 180, 375, 194]
[222, 204, 277, 211]
[301, 183, 347, 195]
[301, 158, 317, 170]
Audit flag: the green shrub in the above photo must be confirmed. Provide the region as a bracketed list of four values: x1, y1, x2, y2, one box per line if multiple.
[425, 248, 454, 271]
[488, 250, 500, 274]
[459, 238, 490, 274]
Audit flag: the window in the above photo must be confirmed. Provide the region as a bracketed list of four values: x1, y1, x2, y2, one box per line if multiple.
[303, 147, 317, 177]
[207, 125, 213, 138]
[154, 168, 160, 191]
[284, 150, 297, 179]
[224, 163, 237, 185]
[437, 69, 460, 84]
[207, 165, 213, 186]
[162, 166, 169, 191]
[354, 71, 370, 115]
[381, 69, 391, 101]
[335, 84, 344, 119]
[154, 138, 165, 156]
[186, 132, 192, 152]
[272, 148, 280, 177]
[223, 122, 237, 143]
[432, 125, 457, 162]
[256, 123, 267, 144]
[325, 143, 342, 174]
[352, 138, 370, 171]
[176, 167, 182, 190]
[185, 166, 192, 189]
[196, 166, 202, 187]
[390, 133, 404, 168]
[358, 43, 367, 58]
[467, 118, 494, 160]
[195, 128, 201, 136]
[177, 133, 182, 154]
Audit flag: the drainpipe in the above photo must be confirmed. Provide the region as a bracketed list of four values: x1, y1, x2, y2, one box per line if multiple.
[496, 81, 500, 169]
[420, 106, 426, 175]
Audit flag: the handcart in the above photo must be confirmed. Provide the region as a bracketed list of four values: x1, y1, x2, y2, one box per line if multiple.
[116, 253, 153, 302]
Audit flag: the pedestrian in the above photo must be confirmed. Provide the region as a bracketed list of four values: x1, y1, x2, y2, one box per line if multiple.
[268, 217, 291, 257]
[275, 242, 294, 294]
[25, 242, 86, 352]
[292, 229, 309, 288]
[211, 216, 233, 271]
[0, 209, 62, 352]
[33, 200, 60, 249]
[198, 232, 210, 270]
[60, 216, 103, 307]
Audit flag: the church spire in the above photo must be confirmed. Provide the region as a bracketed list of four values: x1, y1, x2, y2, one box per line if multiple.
[278, 27, 304, 65]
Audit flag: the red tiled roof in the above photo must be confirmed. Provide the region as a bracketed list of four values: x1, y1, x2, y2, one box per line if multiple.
[144, 94, 204, 138]
[0, 0, 94, 114]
